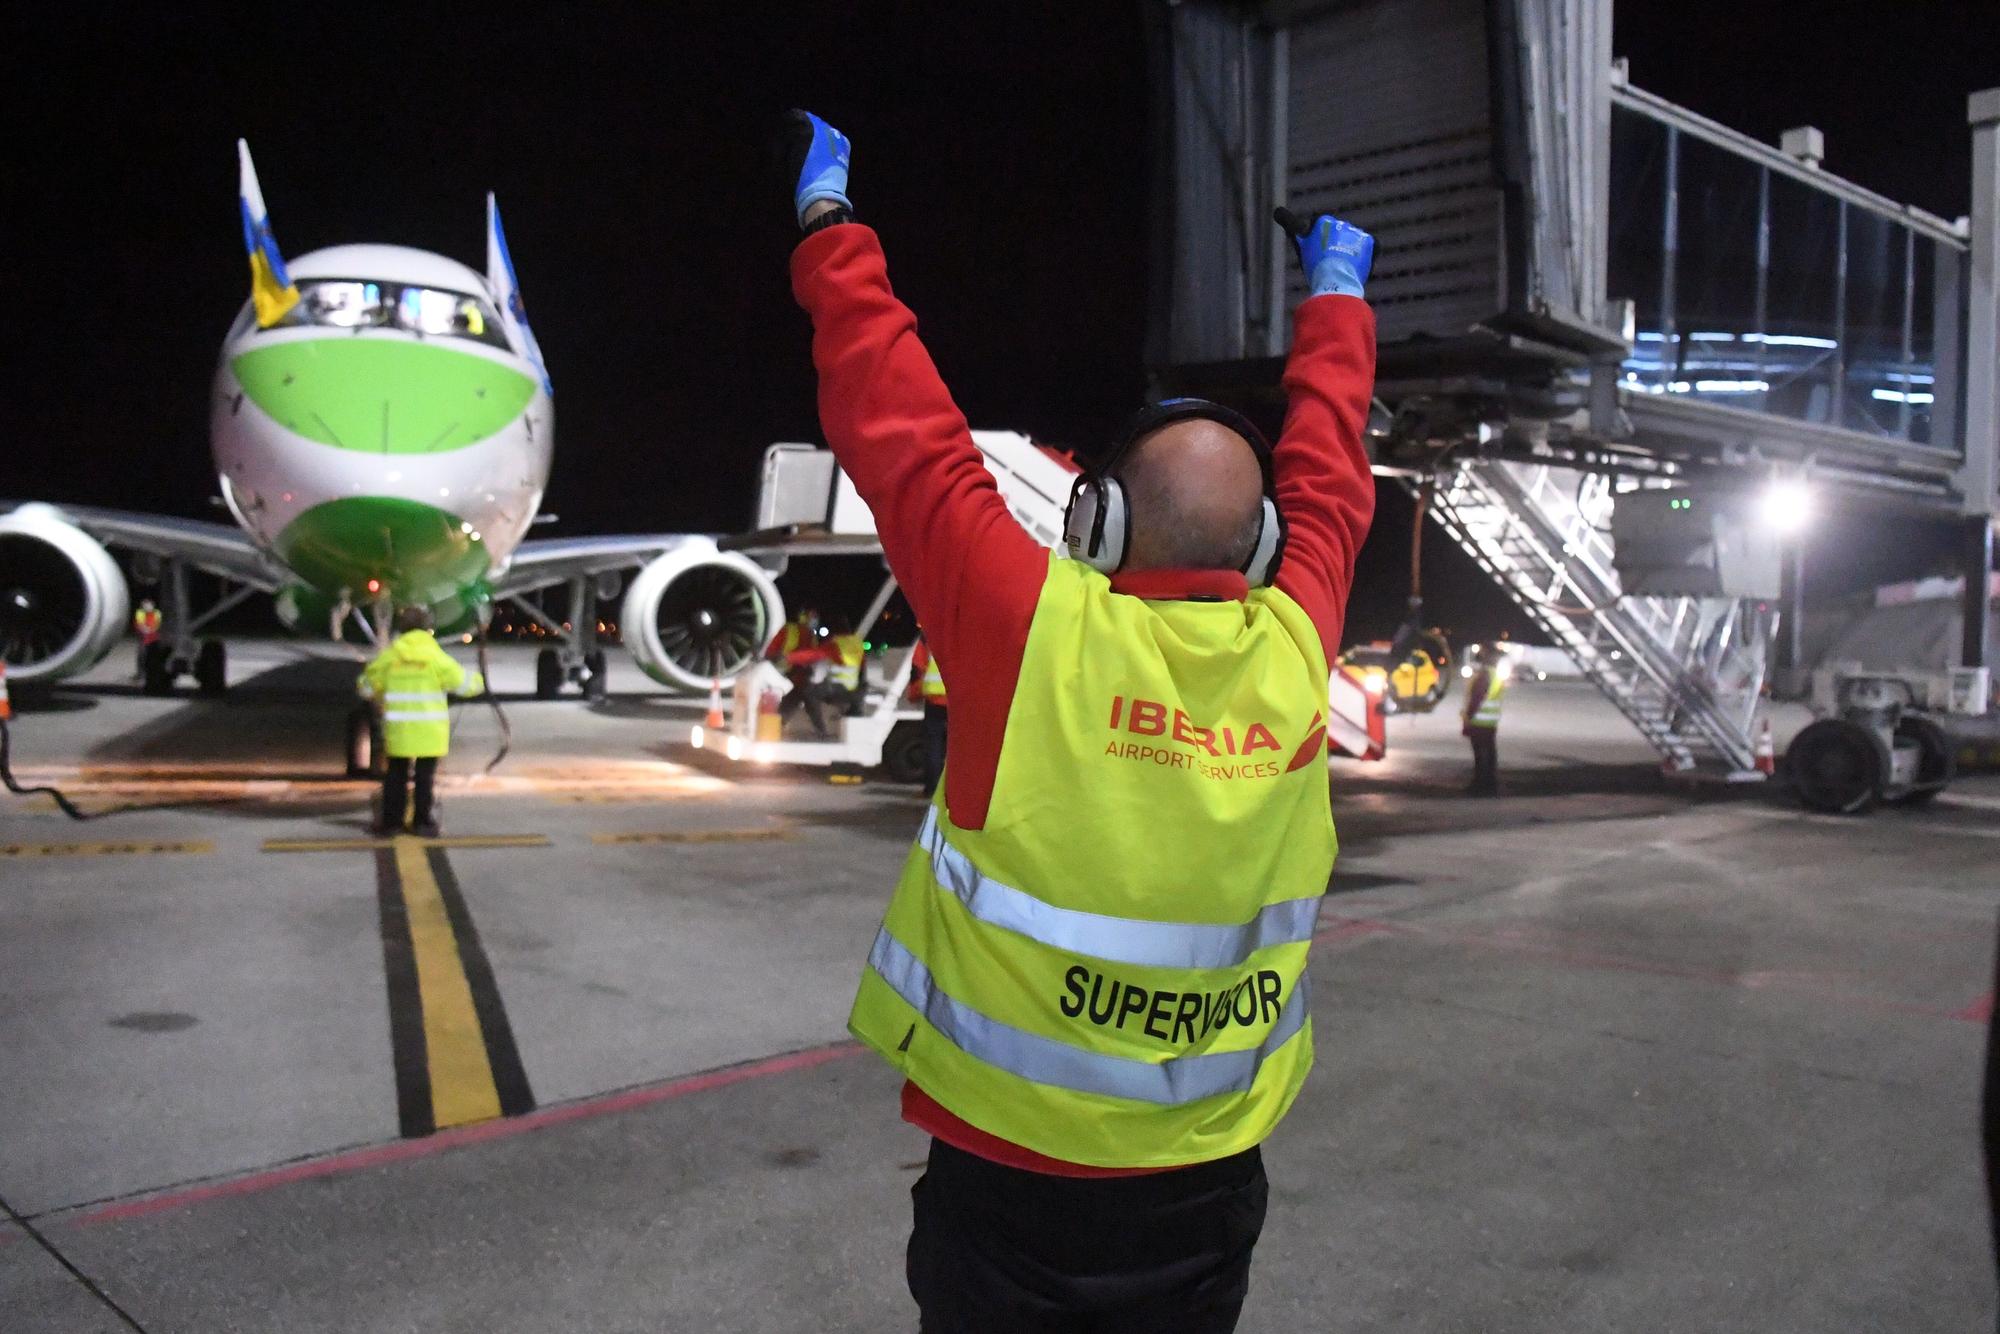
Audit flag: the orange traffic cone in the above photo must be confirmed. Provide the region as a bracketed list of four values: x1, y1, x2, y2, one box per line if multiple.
[1753, 718, 1775, 775]
[0, 661, 11, 721]
[704, 677, 725, 730]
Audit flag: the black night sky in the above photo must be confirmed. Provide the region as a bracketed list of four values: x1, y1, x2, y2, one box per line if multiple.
[9, 4, 1997, 646]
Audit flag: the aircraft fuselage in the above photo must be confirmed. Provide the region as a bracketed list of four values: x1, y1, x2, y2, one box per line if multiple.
[211, 243, 552, 633]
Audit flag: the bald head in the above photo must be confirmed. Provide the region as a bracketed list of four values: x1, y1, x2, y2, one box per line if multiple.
[1113, 418, 1265, 573]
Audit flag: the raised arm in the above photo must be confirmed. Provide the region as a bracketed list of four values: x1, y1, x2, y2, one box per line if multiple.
[1269, 212, 1379, 660]
[782, 113, 1045, 712]
[789, 225, 1045, 631]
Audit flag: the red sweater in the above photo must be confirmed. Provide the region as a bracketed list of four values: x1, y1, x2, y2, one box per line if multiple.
[792, 224, 1377, 1175]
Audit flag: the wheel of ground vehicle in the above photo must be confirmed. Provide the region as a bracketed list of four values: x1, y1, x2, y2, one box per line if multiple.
[1885, 714, 1955, 806]
[345, 705, 385, 778]
[881, 719, 927, 785]
[535, 648, 564, 699]
[141, 641, 174, 696]
[1787, 717, 1886, 814]
[583, 648, 609, 700]
[194, 640, 227, 696]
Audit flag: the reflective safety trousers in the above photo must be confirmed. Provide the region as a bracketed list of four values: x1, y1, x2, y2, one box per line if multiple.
[357, 630, 484, 758]
[849, 556, 1338, 1169]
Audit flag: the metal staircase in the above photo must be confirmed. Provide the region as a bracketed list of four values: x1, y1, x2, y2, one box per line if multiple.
[1416, 460, 1770, 774]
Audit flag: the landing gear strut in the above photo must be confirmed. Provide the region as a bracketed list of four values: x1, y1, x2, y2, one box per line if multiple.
[514, 572, 622, 699]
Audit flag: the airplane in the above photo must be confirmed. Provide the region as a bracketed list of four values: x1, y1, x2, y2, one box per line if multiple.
[0, 142, 785, 769]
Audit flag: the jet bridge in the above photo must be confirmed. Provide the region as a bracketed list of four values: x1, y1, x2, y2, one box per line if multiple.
[1149, 0, 2000, 777]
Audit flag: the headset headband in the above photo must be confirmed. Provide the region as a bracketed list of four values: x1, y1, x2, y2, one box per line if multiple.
[1063, 396, 1286, 585]
[1096, 398, 1275, 490]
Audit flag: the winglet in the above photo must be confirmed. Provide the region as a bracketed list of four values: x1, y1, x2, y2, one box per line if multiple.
[238, 140, 299, 327]
[487, 192, 551, 395]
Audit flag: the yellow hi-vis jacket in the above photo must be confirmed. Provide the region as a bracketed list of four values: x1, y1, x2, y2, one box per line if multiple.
[829, 632, 865, 691]
[357, 630, 484, 759]
[1467, 667, 1506, 728]
[848, 557, 1337, 1169]
[919, 647, 946, 702]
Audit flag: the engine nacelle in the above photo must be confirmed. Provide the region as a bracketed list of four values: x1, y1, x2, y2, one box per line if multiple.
[0, 504, 132, 684]
[620, 540, 784, 692]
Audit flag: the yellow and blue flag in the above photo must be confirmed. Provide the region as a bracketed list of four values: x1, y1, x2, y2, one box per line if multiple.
[238, 140, 299, 327]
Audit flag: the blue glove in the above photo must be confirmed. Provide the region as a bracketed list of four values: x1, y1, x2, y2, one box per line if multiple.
[785, 110, 852, 226]
[1276, 208, 1374, 298]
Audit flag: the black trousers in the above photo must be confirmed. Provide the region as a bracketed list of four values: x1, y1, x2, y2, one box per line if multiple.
[780, 682, 855, 737]
[908, 1138, 1268, 1334]
[381, 756, 438, 829]
[1467, 727, 1498, 795]
[922, 702, 948, 797]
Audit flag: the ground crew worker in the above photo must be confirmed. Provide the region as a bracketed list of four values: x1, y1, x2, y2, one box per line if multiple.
[768, 606, 825, 730]
[907, 634, 947, 797]
[784, 110, 1377, 1331]
[1461, 643, 1507, 797]
[765, 606, 818, 664]
[132, 597, 162, 677]
[778, 615, 864, 739]
[357, 606, 484, 835]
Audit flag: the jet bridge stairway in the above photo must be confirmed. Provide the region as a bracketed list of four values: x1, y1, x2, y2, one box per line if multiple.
[1413, 459, 1769, 775]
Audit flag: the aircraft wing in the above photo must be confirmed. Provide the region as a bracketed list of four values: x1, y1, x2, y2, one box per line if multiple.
[493, 533, 725, 598]
[5, 502, 286, 591]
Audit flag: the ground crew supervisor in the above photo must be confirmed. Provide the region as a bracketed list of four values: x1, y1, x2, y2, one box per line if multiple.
[784, 110, 1377, 1331]
[357, 606, 484, 836]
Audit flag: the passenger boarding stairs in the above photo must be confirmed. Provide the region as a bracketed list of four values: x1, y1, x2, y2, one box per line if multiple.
[1416, 461, 1770, 774]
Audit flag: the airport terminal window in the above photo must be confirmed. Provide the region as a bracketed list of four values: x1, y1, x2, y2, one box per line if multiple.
[274, 280, 508, 349]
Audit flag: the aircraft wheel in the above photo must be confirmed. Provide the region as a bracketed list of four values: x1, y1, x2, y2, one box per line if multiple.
[194, 640, 227, 696]
[141, 642, 175, 696]
[1787, 718, 1885, 815]
[346, 706, 385, 778]
[881, 720, 927, 786]
[584, 649, 609, 700]
[535, 648, 564, 699]
[1885, 714, 1955, 806]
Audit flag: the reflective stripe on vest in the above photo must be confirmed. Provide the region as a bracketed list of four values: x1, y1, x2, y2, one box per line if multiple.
[867, 928, 1310, 1106]
[916, 807, 1320, 970]
[922, 656, 947, 700]
[846, 555, 1338, 1167]
[1472, 672, 1506, 726]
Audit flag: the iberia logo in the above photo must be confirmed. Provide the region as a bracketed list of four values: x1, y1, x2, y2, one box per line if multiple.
[1105, 696, 1326, 780]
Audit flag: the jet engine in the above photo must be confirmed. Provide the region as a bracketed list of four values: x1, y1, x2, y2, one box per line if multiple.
[619, 540, 783, 692]
[0, 504, 132, 685]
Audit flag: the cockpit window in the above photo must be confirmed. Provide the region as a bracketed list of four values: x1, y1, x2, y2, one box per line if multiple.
[272, 279, 509, 350]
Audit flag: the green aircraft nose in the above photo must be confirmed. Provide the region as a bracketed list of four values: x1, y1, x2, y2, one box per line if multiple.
[230, 339, 536, 454]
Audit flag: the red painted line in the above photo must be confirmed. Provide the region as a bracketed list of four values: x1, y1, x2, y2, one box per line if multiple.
[1956, 991, 1995, 1023]
[59, 1040, 862, 1229]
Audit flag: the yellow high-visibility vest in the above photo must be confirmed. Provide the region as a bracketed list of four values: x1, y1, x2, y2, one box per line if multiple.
[357, 629, 484, 758]
[920, 653, 947, 701]
[848, 555, 1337, 1169]
[830, 633, 865, 690]
[1469, 668, 1506, 728]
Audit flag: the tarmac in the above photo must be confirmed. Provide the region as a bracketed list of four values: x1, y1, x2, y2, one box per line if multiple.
[2, 641, 1995, 1332]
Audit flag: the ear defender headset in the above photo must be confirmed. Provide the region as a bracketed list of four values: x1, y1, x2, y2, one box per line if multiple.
[1061, 397, 1286, 586]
